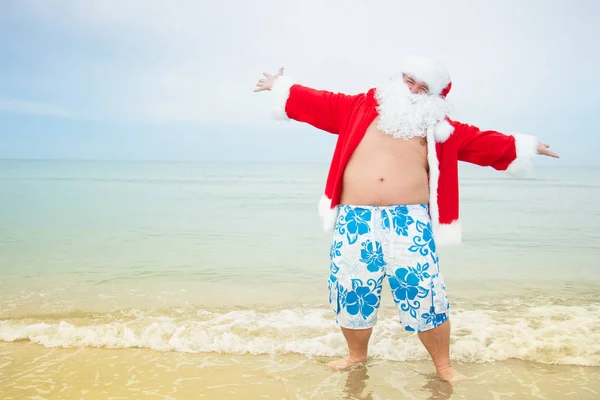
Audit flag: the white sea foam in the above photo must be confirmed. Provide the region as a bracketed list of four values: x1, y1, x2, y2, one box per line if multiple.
[2, 304, 599, 366]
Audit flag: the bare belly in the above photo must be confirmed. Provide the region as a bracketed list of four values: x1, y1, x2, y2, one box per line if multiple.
[340, 117, 430, 206]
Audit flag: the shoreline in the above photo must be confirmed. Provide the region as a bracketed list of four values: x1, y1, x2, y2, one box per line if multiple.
[2, 341, 600, 399]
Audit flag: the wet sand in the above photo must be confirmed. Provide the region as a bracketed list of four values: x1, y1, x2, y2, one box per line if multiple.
[2, 342, 599, 400]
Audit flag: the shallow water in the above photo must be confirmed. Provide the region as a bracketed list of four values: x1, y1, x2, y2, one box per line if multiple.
[1, 160, 599, 398]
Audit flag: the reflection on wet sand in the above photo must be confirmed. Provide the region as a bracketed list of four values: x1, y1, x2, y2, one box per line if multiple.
[342, 364, 454, 400]
[343, 364, 373, 400]
[421, 373, 454, 400]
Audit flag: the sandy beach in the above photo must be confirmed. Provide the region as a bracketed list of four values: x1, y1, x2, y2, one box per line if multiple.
[2, 341, 599, 399]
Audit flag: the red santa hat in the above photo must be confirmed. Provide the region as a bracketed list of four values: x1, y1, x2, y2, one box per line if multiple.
[398, 55, 452, 98]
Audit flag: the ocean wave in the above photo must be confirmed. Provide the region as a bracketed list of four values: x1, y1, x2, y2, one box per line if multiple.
[1, 304, 599, 366]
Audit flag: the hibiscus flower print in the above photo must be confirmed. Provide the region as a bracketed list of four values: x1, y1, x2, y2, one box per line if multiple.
[382, 205, 415, 236]
[336, 207, 372, 245]
[360, 239, 384, 272]
[409, 221, 436, 256]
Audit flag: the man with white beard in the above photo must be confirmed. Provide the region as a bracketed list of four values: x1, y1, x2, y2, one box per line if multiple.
[253, 55, 559, 382]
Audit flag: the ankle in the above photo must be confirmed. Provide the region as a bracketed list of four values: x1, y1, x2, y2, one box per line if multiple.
[347, 354, 368, 363]
[436, 364, 454, 374]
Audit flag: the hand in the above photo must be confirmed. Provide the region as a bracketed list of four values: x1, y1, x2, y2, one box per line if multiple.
[253, 67, 284, 92]
[537, 142, 559, 158]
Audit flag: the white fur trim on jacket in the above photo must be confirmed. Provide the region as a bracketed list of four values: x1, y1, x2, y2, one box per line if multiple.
[433, 119, 454, 143]
[318, 195, 339, 232]
[425, 126, 441, 231]
[433, 221, 462, 246]
[426, 124, 462, 246]
[271, 76, 296, 120]
[506, 134, 539, 177]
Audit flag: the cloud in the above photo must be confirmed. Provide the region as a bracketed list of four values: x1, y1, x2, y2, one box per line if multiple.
[0, 97, 73, 118]
[3, 0, 600, 128]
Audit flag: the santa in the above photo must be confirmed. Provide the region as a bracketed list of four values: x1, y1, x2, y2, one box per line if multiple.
[253, 55, 558, 382]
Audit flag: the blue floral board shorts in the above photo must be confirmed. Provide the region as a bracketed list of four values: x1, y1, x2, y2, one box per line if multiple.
[328, 204, 450, 332]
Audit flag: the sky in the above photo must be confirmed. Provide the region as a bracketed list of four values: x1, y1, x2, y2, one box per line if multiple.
[0, 0, 599, 165]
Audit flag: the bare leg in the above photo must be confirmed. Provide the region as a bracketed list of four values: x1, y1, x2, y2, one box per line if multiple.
[328, 327, 372, 370]
[417, 320, 468, 382]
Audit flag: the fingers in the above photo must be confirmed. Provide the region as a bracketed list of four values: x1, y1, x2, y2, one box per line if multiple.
[253, 85, 270, 92]
[263, 67, 284, 78]
[538, 143, 560, 158]
[254, 77, 271, 92]
[254, 68, 283, 92]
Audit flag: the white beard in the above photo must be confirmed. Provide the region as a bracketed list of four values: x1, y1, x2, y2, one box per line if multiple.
[375, 77, 451, 140]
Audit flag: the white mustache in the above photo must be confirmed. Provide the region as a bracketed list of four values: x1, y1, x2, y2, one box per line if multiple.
[374, 78, 451, 139]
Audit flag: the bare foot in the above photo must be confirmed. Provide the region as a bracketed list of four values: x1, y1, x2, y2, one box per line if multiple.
[327, 356, 367, 371]
[437, 366, 470, 383]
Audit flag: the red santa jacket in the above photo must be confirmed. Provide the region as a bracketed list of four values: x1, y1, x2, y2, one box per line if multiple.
[269, 75, 539, 246]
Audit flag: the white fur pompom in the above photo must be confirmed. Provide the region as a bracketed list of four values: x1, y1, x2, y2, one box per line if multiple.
[433, 119, 454, 143]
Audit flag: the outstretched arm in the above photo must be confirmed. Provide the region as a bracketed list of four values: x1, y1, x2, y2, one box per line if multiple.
[451, 119, 559, 176]
[254, 67, 361, 135]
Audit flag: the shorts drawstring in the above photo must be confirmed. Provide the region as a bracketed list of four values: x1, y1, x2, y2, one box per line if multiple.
[383, 209, 395, 259]
[370, 212, 377, 253]
[356, 206, 397, 259]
